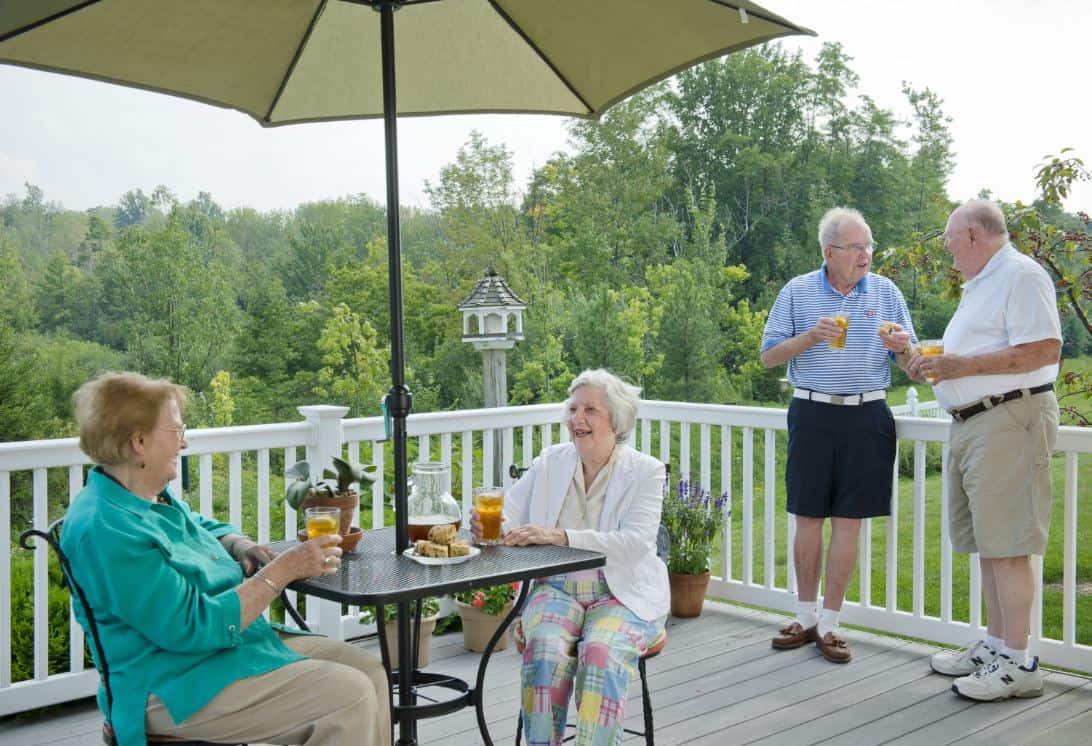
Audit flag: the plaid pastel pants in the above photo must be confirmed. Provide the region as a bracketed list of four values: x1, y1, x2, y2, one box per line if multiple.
[520, 569, 665, 746]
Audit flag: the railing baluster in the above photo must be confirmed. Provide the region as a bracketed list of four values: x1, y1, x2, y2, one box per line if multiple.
[461, 431, 473, 516]
[33, 468, 48, 681]
[483, 428, 494, 488]
[680, 423, 691, 481]
[886, 452, 899, 613]
[641, 419, 651, 456]
[763, 429, 775, 589]
[199, 454, 213, 516]
[940, 442, 952, 622]
[371, 441, 385, 529]
[229, 451, 243, 530]
[441, 432, 452, 474]
[859, 518, 871, 608]
[1, 470, 11, 689]
[418, 434, 430, 462]
[721, 425, 732, 584]
[742, 427, 753, 586]
[1063, 452, 1078, 645]
[913, 440, 926, 617]
[700, 424, 711, 496]
[283, 447, 298, 627]
[521, 425, 533, 466]
[257, 449, 271, 546]
[502, 428, 514, 487]
[68, 466, 85, 672]
[659, 420, 670, 467]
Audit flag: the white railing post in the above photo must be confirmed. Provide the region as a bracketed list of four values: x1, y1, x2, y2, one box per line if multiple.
[906, 386, 919, 416]
[298, 405, 350, 640]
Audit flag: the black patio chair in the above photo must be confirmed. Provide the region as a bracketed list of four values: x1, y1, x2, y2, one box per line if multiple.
[508, 463, 671, 745]
[19, 519, 259, 746]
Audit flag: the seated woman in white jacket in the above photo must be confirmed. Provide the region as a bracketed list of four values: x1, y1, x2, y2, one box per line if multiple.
[470, 368, 668, 746]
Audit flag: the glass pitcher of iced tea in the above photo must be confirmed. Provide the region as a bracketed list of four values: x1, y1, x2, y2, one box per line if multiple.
[407, 461, 461, 542]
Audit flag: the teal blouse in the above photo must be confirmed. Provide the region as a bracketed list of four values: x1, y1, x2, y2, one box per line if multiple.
[61, 467, 305, 746]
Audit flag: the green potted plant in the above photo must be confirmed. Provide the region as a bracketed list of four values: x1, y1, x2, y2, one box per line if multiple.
[661, 476, 730, 618]
[360, 598, 441, 669]
[285, 456, 379, 549]
[452, 582, 519, 651]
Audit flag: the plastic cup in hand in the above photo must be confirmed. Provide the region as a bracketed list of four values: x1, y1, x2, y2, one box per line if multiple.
[305, 506, 340, 539]
[830, 315, 850, 350]
[919, 339, 944, 383]
[474, 487, 504, 546]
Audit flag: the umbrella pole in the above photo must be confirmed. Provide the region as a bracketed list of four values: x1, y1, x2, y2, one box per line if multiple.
[378, 4, 417, 745]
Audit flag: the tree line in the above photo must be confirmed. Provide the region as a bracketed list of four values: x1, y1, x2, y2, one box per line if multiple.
[2, 42, 1089, 443]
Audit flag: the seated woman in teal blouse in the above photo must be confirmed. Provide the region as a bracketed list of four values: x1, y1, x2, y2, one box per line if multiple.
[62, 372, 390, 746]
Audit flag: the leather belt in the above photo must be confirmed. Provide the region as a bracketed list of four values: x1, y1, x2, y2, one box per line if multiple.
[949, 382, 1054, 423]
[793, 388, 886, 406]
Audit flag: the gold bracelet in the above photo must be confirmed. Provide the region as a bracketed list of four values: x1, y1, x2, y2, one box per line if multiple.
[255, 573, 281, 594]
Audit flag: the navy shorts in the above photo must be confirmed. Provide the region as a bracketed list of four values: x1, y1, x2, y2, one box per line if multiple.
[786, 398, 895, 518]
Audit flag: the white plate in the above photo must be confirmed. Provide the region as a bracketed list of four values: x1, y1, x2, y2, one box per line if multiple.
[402, 545, 480, 566]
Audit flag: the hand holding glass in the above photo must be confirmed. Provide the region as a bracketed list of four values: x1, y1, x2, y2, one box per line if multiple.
[474, 487, 504, 545]
[305, 506, 340, 539]
[918, 339, 944, 383]
[829, 314, 850, 350]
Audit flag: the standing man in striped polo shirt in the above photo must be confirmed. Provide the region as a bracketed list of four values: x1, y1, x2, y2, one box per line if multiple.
[760, 207, 917, 663]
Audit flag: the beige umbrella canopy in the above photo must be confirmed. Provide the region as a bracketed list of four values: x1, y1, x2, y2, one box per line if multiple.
[2, 4, 813, 739]
[1, 0, 812, 124]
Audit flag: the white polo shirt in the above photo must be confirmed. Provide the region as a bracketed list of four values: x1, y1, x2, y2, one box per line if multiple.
[934, 244, 1061, 410]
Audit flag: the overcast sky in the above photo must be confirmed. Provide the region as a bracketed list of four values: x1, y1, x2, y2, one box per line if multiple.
[2, 0, 1088, 217]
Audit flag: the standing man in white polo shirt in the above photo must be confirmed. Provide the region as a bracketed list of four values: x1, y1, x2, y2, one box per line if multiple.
[913, 200, 1061, 701]
[761, 207, 916, 663]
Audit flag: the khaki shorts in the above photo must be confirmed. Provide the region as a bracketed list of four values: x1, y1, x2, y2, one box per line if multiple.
[947, 390, 1059, 557]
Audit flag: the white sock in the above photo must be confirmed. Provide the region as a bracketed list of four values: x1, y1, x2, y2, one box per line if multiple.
[1002, 646, 1031, 667]
[817, 608, 840, 638]
[794, 599, 817, 629]
[984, 634, 1004, 652]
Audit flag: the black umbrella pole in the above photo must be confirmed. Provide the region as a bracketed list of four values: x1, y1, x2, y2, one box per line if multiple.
[378, 2, 411, 558]
[378, 5, 416, 745]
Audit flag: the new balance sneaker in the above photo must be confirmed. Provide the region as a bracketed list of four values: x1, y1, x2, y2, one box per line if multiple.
[951, 654, 1044, 701]
[930, 639, 999, 676]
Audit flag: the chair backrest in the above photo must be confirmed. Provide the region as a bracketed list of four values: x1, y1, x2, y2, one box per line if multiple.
[19, 519, 114, 719]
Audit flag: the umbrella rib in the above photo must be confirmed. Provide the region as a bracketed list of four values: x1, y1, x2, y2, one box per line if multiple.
[0, 0, 103, 44]
[486, 0, 594, 116]
[263, 0, 330, 124]
[705, 0, 815, 36]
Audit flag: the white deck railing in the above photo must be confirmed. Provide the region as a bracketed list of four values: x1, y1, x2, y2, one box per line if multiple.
[1, 396, 1088, 715]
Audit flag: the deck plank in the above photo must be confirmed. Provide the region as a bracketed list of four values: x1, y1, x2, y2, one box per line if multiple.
[2, 602, 1089, 745]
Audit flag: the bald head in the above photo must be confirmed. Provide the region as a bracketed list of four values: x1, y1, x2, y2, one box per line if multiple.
[952, 199, 1008, 237]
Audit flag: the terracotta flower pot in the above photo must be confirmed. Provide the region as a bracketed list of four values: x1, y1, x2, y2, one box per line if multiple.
[669, 571, 710, 618]
[383, 614, 439, 669]
[454, 599, 512, 652]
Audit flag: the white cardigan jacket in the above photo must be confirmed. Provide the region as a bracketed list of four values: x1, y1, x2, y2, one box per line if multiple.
[504, 443, 669, 621]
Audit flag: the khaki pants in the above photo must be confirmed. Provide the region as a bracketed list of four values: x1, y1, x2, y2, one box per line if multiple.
[146, 634, 391, 745]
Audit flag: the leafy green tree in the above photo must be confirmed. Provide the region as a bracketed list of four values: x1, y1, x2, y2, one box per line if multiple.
[569, 285, 661, 386]
[0, 228, 37, 331]
[0, 327, 51, 442]
[645, 260, 728, 403]
[95, 211, 240, 389]
[315, 303, 389, 417]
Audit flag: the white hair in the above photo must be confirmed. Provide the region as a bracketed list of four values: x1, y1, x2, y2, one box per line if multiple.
[957, 199, 1008, 236]
[818, 206, 868, 255]
[565, 369, 641, 442]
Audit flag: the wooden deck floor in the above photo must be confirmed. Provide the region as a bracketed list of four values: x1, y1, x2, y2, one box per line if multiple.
[3, 601, 1090, 745]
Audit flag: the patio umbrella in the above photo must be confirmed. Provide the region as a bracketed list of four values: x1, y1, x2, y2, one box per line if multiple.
[1, 2, 813, 740]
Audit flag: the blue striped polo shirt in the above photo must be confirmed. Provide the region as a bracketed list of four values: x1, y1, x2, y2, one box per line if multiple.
[761, 267, 917, 394]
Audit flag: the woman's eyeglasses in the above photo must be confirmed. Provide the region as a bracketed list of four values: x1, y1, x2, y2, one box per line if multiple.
[158, 425, 187, 441]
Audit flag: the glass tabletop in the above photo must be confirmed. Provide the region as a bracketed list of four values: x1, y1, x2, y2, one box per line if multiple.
[271, 526, 604, 605]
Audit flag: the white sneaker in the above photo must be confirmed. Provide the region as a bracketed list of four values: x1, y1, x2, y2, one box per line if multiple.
[952, 655, 1044, 701]
[930, 639, 999, 676]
